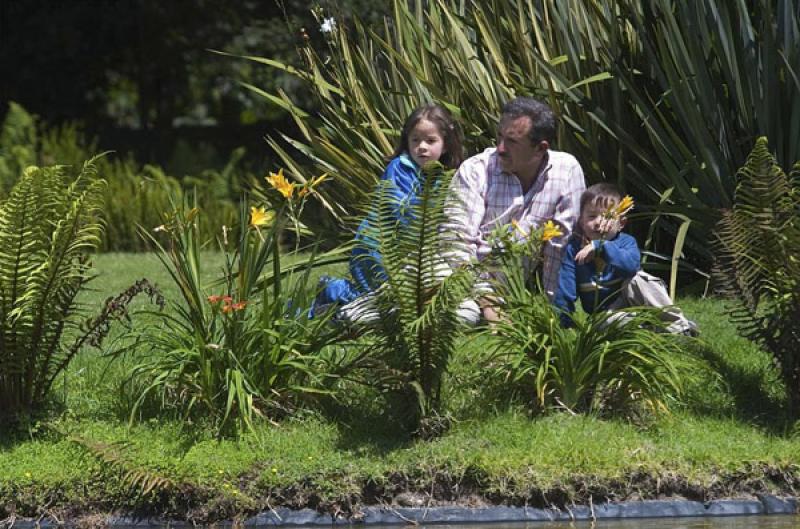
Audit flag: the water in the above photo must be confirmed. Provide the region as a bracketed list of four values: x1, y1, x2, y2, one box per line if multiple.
[403, 518, 800, 529]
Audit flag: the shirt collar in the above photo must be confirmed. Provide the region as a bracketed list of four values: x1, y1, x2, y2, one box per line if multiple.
[398, 153, 418, 170]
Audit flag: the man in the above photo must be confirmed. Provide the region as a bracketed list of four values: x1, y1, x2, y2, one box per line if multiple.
[443, 96, 586, 317]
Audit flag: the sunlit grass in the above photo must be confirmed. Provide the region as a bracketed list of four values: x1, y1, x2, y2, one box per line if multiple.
[2, 253, 799, 518]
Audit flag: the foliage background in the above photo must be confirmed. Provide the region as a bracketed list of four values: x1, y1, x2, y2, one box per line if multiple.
[0, 0, 390, 174]
[242, 0, 800, 284]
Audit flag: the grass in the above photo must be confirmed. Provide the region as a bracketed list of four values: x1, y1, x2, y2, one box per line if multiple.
[2, 253, 799, 521]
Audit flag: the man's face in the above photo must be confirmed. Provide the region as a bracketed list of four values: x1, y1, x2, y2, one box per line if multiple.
[496, 116, 546, 179]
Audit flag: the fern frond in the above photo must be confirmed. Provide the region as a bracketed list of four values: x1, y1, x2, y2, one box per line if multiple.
[70, 435, 175, 497]
[713, 137, 800, 415]
[356, 162, 476, 431]
[0, 158, 105, 417]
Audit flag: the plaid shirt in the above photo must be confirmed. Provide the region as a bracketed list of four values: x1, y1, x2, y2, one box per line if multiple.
[443, 147, 586, 299]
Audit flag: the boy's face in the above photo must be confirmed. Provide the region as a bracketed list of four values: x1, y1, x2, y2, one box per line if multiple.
[580, 201, 623, 241]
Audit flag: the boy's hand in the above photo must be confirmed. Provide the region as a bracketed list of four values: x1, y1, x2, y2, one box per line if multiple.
[575, 241, 595, 264]
[598, 217, 621, 237]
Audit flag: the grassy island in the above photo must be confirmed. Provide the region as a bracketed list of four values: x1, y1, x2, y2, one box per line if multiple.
[1, 253, 798, 524]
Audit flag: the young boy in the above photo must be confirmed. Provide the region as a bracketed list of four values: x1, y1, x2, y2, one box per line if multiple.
[553, 183, 698, 335]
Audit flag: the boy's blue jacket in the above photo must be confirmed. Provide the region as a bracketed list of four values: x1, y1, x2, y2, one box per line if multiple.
[553, 232, 641, 327]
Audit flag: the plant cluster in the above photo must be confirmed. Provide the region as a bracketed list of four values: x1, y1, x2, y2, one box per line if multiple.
[0, 102, 242, 252]
[122, 170, 340, 436]
[479, 215, 690, 415]
[713, 137, 800, 418]
[31, 157, 694, 438]
[241, 0, 799, 276]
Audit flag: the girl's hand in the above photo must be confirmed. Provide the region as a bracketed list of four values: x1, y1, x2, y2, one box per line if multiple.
[575, 241, 595, 264]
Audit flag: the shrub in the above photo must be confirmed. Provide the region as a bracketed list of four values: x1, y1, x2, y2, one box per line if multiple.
[99, 161, 239, 252]
[480, 218, 690, 415]
[123, 174, 340, 437]
[486, 298, 690, 415]
[0, 102, 37, 196]
[0, 159, 159, 421]
[713, 137, 800, 418]
[0, 102, 241, 252]
[339, 162, 477, 436]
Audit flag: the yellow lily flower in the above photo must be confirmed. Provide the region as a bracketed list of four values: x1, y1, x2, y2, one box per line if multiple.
[541, 220, 563, 242]
[266, 169, 294, 199]
[604, 195, 635, 219]
[249, 206, 273, 228]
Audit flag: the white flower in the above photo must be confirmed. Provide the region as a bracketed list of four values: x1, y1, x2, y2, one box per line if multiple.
[320, 17, 336, 33]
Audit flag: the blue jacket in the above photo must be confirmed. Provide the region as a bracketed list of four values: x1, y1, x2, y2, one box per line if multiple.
[351, 154, 421, 292]
[310, 154, 421, 316]
[553, 232, 640, 327]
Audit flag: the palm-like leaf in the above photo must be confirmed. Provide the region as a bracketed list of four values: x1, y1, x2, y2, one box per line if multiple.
[240, 0, 799, 277]
[0, 160, 105, 417]
[354, 162, 476, 431]
[713, 137, 800, 416]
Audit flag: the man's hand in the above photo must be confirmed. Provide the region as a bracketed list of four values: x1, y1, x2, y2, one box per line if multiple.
[479, 295, 504, 327]
[575, 241, 595, 264]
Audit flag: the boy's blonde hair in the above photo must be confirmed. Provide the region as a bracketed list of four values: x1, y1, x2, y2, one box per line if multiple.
[580, 183, 623, 213]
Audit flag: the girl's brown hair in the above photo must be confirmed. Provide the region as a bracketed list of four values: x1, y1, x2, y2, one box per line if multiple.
[390, 102, 464, 169]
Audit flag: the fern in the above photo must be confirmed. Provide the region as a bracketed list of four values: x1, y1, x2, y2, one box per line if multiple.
[70, 435, 175, 497]
[0, 160, 105, 419]
[355, 162, 476, 434]
[713, 137, 800, 416]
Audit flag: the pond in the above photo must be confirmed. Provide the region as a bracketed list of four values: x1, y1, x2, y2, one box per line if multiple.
[404, 518, 800, 529]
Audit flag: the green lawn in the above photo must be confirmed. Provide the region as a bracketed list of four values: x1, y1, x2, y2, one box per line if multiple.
[1, 252, 798, 522]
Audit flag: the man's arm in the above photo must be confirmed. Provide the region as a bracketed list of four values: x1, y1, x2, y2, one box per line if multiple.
[542, 161, 586, 299]
[441, 155, 488, 267]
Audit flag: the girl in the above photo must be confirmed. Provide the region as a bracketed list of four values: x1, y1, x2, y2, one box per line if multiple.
[311, 102, 463, 317]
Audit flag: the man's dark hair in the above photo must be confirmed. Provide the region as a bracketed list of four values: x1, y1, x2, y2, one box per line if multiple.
[580, 182, 623, 212]
[500, 97, 556, 144]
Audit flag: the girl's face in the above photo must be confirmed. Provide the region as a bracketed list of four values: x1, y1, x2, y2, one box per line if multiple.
[408, 118, 445, 167]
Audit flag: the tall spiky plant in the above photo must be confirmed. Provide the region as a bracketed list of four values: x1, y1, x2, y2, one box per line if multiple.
[349, 162, 476, 435]
[124, 174, 343, 437]
[239, 0, 799, 277]
[713, 137, 800, 417]
[0, 160, 105, 418]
